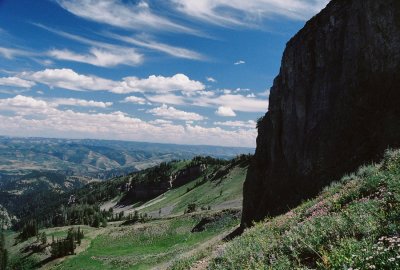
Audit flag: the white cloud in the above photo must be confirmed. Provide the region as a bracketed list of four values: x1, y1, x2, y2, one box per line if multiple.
[25, 68, 117, 91]
[148, 104, 205, 121]
[114, 74, 205, 94]
[149, 119, 173, 125]
[258, 89, 270, 97]
[214, 120, 256, 128]
[146, 94, 186, 105]
[122, 96, 147, 105]
[0, 95, 256, 147]
[215, 106, 236, 117]
[144, 92, 268, 113]
[0, 95, 112, 111]
[0, 47, 35, 59]
[48, 47, 143, 67]
[206, 77, 217, 83]
[108, 33, 205, 60]
[172, 0, 329, 27]
[57, 0, 193, 33]
[50, 98, 113, 108]
[21, 69, 204, 94]
[0, 77, 36, 88]
[196, 94, 268, 112]
[234, 60, 245, 65]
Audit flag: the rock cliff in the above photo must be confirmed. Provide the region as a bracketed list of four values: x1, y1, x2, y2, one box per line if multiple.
[242, 0, 400, 227]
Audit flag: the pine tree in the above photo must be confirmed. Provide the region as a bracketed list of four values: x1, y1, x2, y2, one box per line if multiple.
[0, 231, 7, 270]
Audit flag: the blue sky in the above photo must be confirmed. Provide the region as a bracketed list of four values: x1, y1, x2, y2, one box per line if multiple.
[0, 0, 328, 147]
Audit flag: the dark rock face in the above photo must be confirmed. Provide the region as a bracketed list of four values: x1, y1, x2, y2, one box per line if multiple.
[242, 0, 400, 227]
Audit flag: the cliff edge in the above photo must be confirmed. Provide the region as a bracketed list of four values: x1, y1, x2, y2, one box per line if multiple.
[242, 0, 400, 227]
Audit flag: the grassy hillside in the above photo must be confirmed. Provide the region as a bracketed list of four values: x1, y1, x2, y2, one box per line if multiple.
[51, 211, 239, 270]
[170, 149, 400, 269]
[4, 155, 250, 269]
[106, 157, 248, 217]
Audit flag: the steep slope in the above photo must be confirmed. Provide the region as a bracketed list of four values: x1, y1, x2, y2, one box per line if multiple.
[167, 149, 400, 269]
[242, 0, 400, 226]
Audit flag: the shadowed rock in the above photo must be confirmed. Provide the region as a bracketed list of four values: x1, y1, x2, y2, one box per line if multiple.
[242, 0, 400, 227]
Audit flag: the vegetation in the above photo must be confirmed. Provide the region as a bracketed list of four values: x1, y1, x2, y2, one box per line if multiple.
[0, 231, 7, 270]
[53, 211, 239, 270]
[3, 155, 250, 269]
[18, 220, 38, 241]
[207, 149, 400, 269]
[50, 227, 84, 258]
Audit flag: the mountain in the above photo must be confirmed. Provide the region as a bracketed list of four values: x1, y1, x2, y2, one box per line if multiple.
[242, 0, 400, 227]
[0, 136, 253, 180]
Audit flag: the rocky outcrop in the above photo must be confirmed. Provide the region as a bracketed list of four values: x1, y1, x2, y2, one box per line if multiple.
[171, 164, 206, 187]
[119, 164, 206, 204]
[242, 0, 400, 227]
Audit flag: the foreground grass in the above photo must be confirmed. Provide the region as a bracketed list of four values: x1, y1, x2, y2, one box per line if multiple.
[198, 149, 400, 269]
[52, 211, 239, 270]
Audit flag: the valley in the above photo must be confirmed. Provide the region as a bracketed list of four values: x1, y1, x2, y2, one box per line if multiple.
[1, 0, 400, 269]
[2, 155, 250, 269]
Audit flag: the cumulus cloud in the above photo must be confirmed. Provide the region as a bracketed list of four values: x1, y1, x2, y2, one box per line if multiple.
[57, 0, 193, 33]
[144, 92, 268, 113]
[25, 68, 117, 91]
[0, 77, 36, 88]
[148, 104, 205, 121]
[48, 47, 143, 67]
[122, 96, 147, 105]
[196, 94, 268, 113]
[20, 68, 204, 94]
[215, 106, 236, 117]
[50, 98, 113, 108]
[0, 95, 255, 147]
[146, 94, 186, 105]
[214, 120, 256, 128]
[172, 0, 329, 27]
[114, 74, 205, 94]
[0, 95, 112, 111]
[149, 119, 173, 125]
[0, 95, 51, 116]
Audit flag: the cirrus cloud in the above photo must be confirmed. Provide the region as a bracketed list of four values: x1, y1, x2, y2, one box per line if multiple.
[48, 47, 143, 67]
[172, 0, 329, 27]
[57, 0, 193, 33]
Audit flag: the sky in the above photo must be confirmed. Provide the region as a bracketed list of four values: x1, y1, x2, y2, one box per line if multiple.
[0, 0, 329, 147]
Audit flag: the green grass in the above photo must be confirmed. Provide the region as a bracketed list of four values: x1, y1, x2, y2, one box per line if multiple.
[208, 149, 400, 269]
[5, 225, 99, 270]
[139, 165, 246, 215]
[53, 211, 239, 270]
